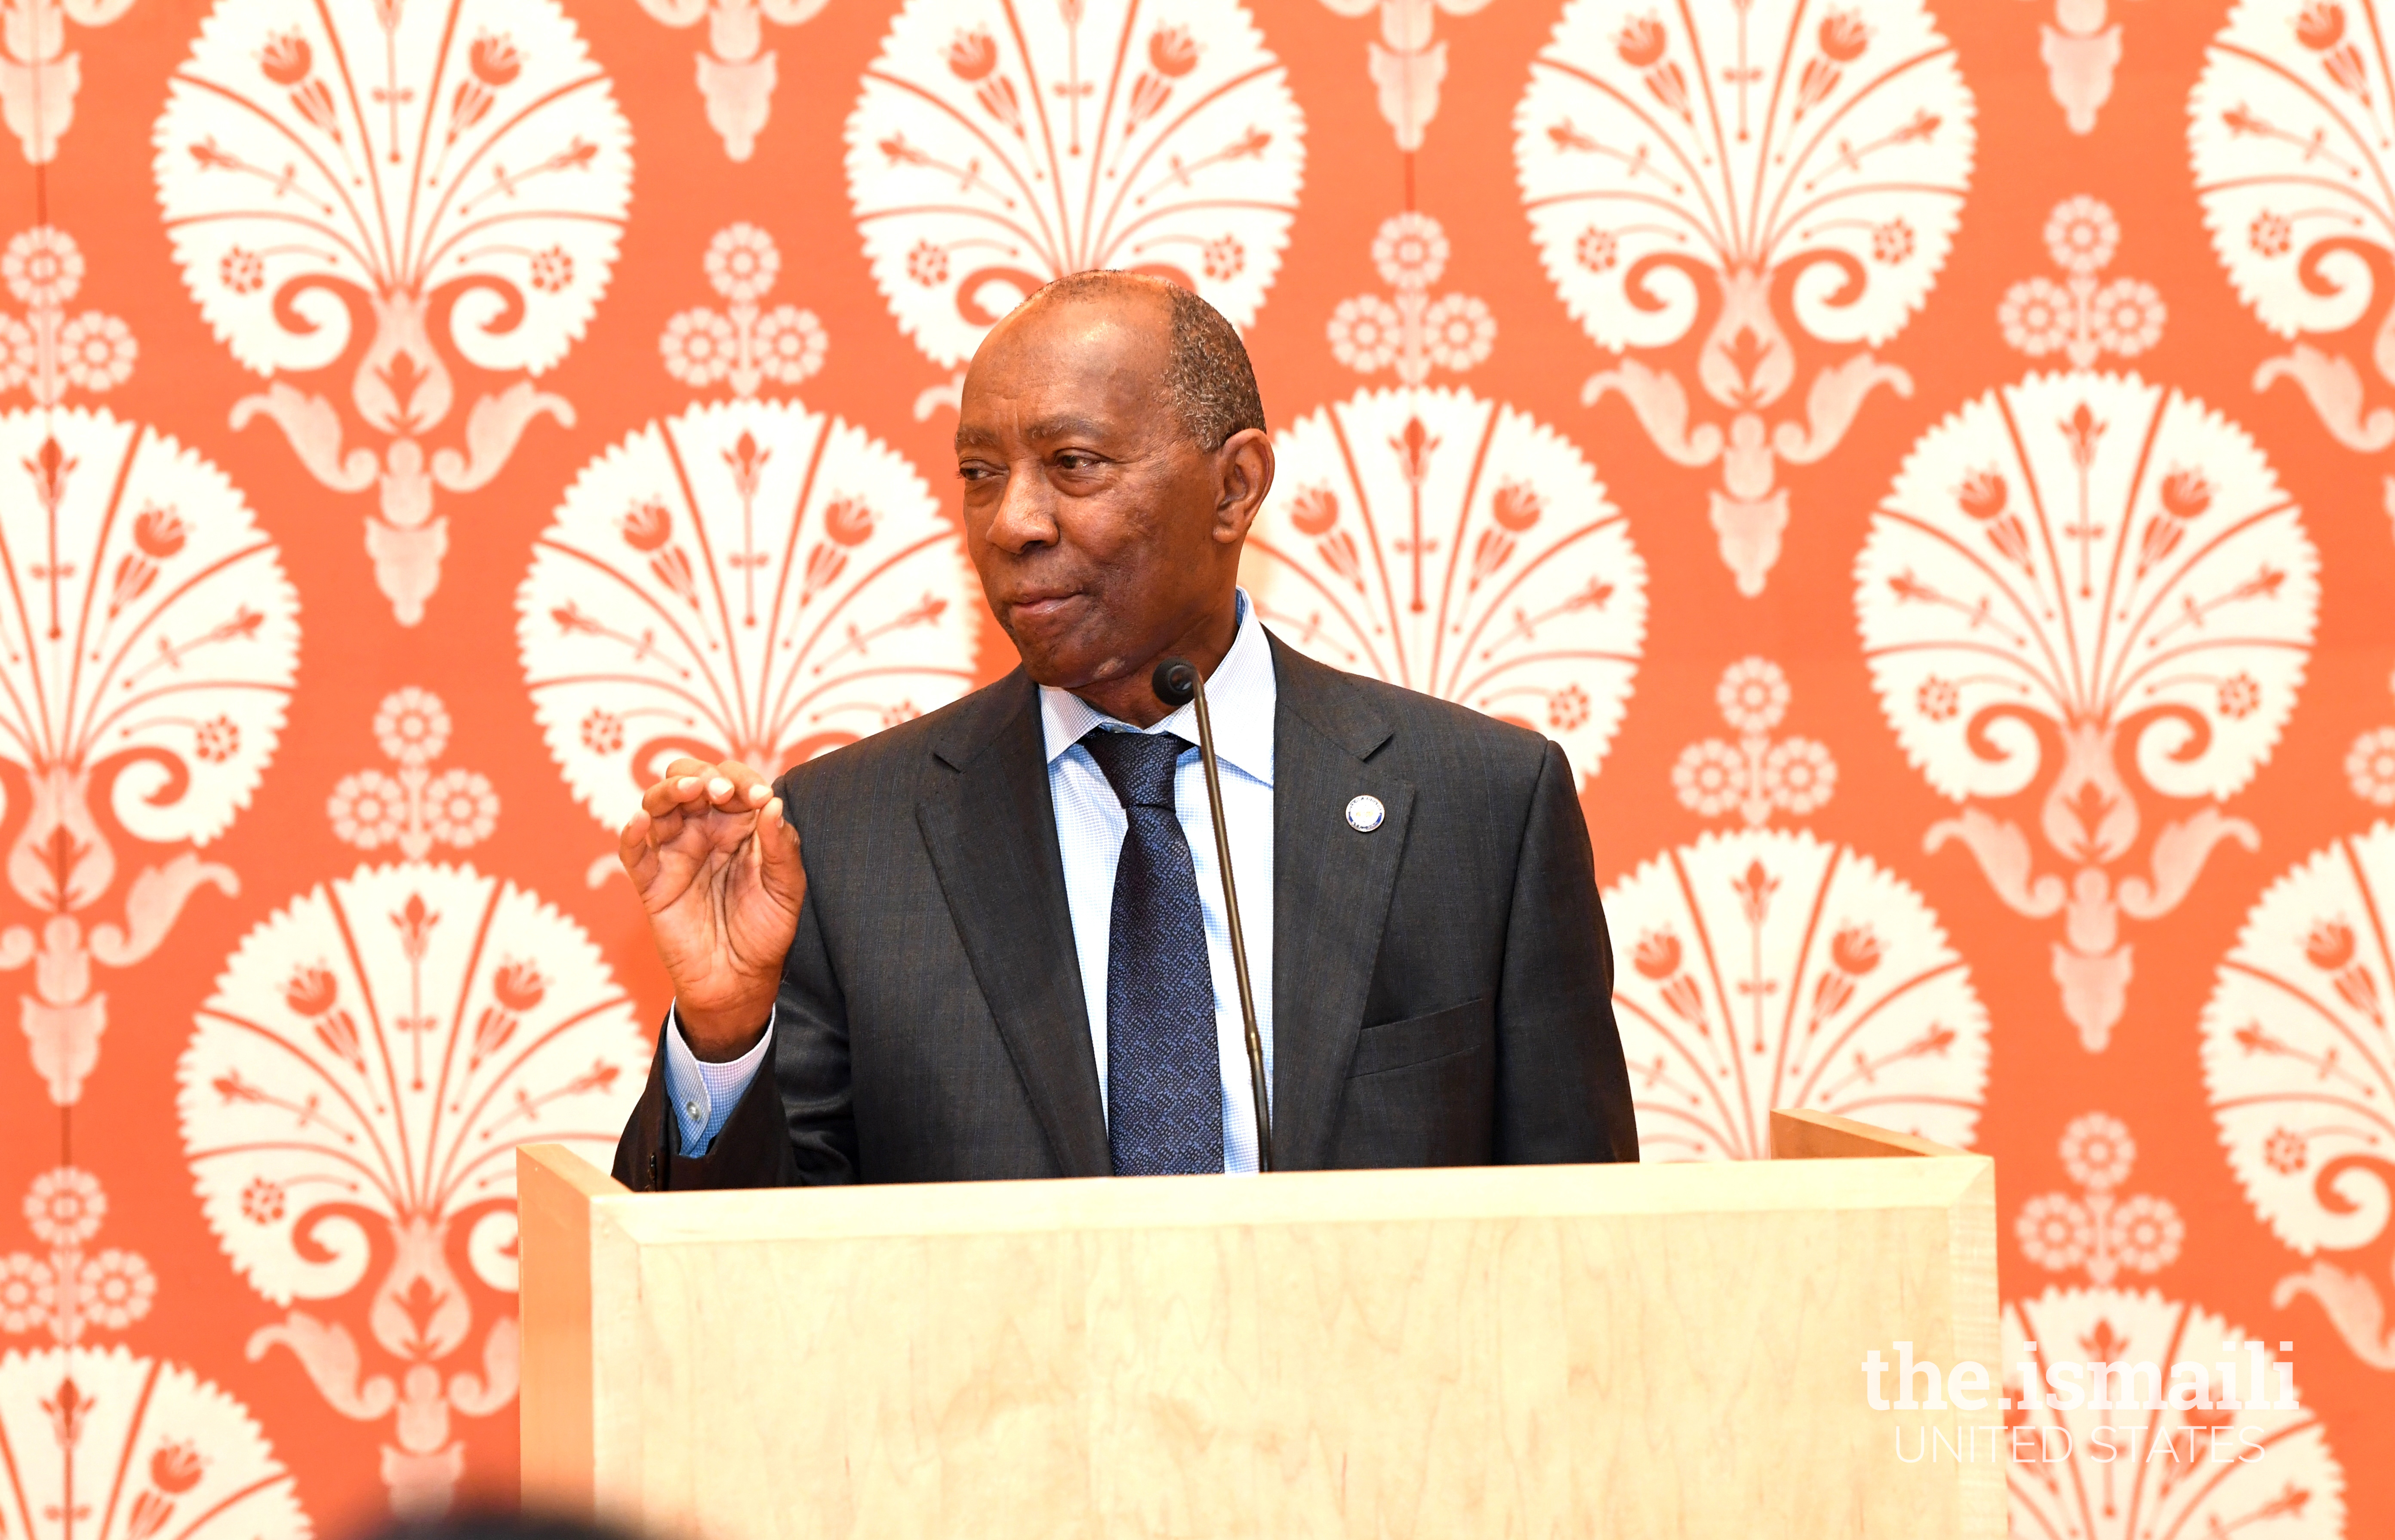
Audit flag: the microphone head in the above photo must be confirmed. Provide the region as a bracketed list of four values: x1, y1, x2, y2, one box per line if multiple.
[1152, 657, 1200, 708]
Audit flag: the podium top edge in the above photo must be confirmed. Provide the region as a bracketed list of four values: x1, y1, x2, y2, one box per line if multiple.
[594, 1153, 1992, 1246]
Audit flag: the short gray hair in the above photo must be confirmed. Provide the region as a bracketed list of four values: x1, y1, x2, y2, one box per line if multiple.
[1023, 271, 1266, 450]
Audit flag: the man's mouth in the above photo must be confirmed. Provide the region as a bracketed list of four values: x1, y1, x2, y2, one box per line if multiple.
[1006, 590, 1081, 621]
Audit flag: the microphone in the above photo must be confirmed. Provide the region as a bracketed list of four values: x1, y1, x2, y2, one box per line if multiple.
[1153, 656, 1272, 1172]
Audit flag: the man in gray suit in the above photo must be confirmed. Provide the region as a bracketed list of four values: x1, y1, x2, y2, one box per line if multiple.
[612, 272, 1635, 1189]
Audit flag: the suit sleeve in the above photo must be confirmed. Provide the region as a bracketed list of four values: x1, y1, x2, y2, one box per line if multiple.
[1491, 738, 1639, 1165]
[611, 782, 861, 1190]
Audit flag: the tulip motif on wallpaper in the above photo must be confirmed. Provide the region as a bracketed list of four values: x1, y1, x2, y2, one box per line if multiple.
[0, 409, 299, 1107]
[0, 0, 137, 163]
[0, 1171, 310, 1540]
[2201, 822, 2395, 1372]
[2, 224, 136, 404]
[1239, 386, 1647, 788]
[178, 862, 647, 1516]
[1856, 372, 2319, 1052]
[518, 400, 977, 836]
[0, 1347, 311, 1540]
[2192, 0, 2395, 454]
[1515, 0, 1974, 596]
[153, 0, 632, 626]
[2003, 1289, 2343, 1536]
[634, 0, 828, 161]
[1604, 828, 1988, 1163]
[846, 0, 1305, 381]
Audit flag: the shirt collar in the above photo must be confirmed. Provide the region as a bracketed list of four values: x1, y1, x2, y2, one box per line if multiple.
[1039, 588, 1276, 787]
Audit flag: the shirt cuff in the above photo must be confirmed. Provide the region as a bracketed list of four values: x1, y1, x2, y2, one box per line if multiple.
[662, 1005, 775, 1157]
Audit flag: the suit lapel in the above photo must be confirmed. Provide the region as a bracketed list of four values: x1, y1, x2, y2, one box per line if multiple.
[1268, 637, 1412, 1169]
[915, 670, 1112, 1176]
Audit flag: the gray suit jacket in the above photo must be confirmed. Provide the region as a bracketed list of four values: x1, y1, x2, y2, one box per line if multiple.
[613, 634, 1636, 1189]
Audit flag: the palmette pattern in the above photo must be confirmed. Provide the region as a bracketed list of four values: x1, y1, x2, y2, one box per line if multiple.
[151, 0, 633, 623]
[1604, 827, 1989, 1163]
[0, 1345, 309, 1540]
[1241, 385, 1644, 788]
[2003, 1288, 2344, 1539]
[517, 399, 976, 832]
[2191, 0, 2395, 453]
[2201, 821, 2395, 1371]
[0, 408, 298, 1106]
[177, 861, 646, 1512]
[9, 0, 2395, 1526]
[845, 0, 1304, 370]
[1514, 0, 1974, 595]
[1856, 370, 2318, 1052]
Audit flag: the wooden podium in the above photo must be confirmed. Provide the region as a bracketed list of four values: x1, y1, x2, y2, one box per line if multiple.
[519, 1111, 1998, 1538]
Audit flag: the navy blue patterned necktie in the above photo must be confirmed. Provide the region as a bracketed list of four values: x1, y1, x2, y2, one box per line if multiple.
[1081, 728, 1222, 1175]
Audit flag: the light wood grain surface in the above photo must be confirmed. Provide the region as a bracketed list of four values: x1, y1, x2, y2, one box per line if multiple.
[520, 1118, 2000, 1540]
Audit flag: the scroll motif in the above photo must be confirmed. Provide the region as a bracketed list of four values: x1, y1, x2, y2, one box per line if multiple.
[1856, 371, 2317, 1051]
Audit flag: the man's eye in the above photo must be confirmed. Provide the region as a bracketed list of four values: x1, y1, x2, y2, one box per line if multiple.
[1056, 452, 1097, 470]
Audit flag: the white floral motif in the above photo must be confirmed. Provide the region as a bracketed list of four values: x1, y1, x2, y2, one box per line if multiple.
[1997, 196, 2166, 367]
[1515, 0, 1974, 595]
[3, 1168, 154, 1344]
[1857, 372, 2318, 1052]
[846, 0, 1305, 372]
[2014, 1112, 2184, 1284]
[2192, 0, 2395, 452]
[1607, 828, 1989, 1161]
[634, 0, 829, 161]
[1, 225, 134, 403]
[0, 408, 300, 1106]
[2033, 0, 2128, 134]
[1330, 212, 1493, 384]
[328, 689, 497, 859]
[1317, 0, 1492, 151]
[0, 0, 139, 163]
[2200, 821, 2395, 1371]
[2350, 669, 2395, 805]
[520, 400, 977, 833]
[659, 224, 826, 398]
[179, 861, 647, 1515]
[1671, 657, 1836, 826]
[2004, 1290, 2343, 1537]
[153, 0, 633, 625]
[0, 1345, 311, 1540]
[1240, 387, 1646, 787]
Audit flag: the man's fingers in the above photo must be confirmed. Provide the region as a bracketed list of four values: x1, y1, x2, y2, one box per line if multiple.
[756, 798, 807, 911]
[641, 772, 711, 817]
[709, 759, 773, 809]
[618, 810, 661, 885]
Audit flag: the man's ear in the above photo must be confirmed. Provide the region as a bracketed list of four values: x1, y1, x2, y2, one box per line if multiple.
[1213, 427, 1275, 544]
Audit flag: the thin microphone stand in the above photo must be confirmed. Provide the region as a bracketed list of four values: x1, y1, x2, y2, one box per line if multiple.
[1153, 657, 1272, 1172]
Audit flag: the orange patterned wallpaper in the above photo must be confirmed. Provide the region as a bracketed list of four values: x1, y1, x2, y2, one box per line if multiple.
[3, 0, 2392, 1534]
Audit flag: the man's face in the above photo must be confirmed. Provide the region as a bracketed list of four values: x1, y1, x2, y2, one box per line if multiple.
[955, 291, 1256, 692]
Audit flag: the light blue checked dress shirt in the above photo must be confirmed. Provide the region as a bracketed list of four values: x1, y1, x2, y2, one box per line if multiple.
[665, 590, 1278, 1174]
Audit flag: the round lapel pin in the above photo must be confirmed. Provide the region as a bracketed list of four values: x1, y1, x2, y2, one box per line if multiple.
[1345, 794, 1385, 833]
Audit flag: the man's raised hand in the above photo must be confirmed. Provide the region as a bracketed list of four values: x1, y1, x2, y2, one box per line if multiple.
[618, 757, 806, 1060]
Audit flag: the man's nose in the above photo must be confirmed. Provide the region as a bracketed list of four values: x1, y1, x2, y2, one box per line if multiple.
[985, 463, 1056, 553]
